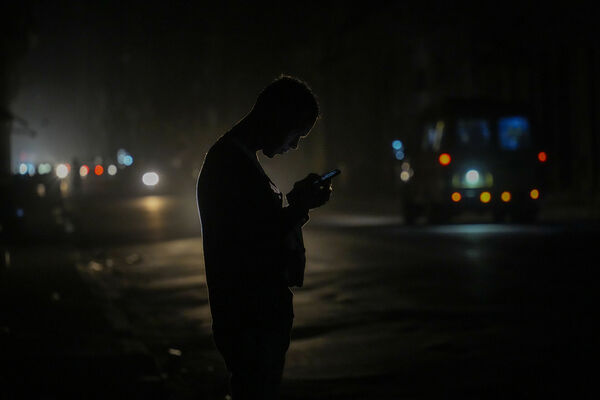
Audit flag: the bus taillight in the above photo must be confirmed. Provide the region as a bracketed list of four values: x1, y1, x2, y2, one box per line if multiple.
[438, 153, 451, 166]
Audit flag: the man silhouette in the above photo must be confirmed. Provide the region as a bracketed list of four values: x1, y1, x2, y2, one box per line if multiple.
[196, 76, 331, 399]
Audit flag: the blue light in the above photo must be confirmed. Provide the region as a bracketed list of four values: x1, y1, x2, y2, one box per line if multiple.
[392, 140, 403, 150]
[123, 155, 133, 166]
[16, 208, 24, 218]
[394, 150, 405, 160]
[117, 149, 127, 165]
[498, 116, 531, 150]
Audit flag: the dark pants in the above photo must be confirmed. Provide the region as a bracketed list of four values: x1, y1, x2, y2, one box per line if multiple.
[213, 318, 293, 400]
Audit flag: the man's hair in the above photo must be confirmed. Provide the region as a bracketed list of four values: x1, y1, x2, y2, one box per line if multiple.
[251, 75, 319, 132]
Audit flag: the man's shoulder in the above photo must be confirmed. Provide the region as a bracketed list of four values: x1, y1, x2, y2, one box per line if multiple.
[198, 134, 255, 188]
[201, 135, 237, 172]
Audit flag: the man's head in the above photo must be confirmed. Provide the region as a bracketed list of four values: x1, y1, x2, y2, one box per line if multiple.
[250, 75, 319, 158]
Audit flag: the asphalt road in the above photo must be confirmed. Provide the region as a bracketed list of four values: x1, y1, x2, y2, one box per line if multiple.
[68, 194, 597, 399]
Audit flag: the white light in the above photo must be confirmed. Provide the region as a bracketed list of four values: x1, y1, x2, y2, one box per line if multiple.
[38, 163, 52, 175]
[142, 172, 159, 186]
[107, 164, 117, 176]
[56, 164, 69, 179]
[19, 163, 28, 175]
[465, 169, 480, 185]
[400, 171, 410, 182]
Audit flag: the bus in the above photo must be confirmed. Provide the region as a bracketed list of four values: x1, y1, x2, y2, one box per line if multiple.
[397, 99, 547, 224]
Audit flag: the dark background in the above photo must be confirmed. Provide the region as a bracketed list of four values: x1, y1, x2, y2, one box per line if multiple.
[1, 2, 599, 399]
[3, 1, 599, 198]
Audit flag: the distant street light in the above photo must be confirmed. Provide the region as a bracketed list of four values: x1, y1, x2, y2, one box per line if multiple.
[142, 172, 159, 186]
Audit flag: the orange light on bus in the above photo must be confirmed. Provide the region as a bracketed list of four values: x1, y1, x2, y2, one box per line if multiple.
[438, 153, 451, 166]
[538, 151, 547, 162]
[530, 189, 540, 200]
[94, 165, 104, 176]
[480, 192, 491, 203]
[501, 191, 511, 202]
[451, 192, 462, 202]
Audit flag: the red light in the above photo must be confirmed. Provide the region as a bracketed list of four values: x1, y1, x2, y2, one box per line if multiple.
[94, 165, 104, 176]
[530, 189, 540, 200]
[538, 151, 547, 162]
[438, 153, 451, 166]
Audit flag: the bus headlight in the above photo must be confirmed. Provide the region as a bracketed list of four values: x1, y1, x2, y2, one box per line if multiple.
[465, 169, 480, 185]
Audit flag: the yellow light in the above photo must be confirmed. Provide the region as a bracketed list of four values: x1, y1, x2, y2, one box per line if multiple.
[530, 189, 540, 200]
[501, 191, 511, 202]
[143, 196, 165, 212]
[438, 153, 451, 166]
[451, 192, 461, 202]
[480, 192, 491, 203]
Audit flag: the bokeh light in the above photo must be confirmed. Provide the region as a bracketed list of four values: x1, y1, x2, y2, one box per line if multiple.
[465, 169, 480, 185]
[107, 164, 117, 176]
[56, 164, 69, 179]
[142, 172, 159, 186]
[480, 192, 491, 203]
[530, 189, 540, 200]
[438, 153, 451, 166]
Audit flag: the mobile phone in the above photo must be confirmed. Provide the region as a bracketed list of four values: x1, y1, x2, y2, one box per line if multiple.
[315, 168, 341, 184]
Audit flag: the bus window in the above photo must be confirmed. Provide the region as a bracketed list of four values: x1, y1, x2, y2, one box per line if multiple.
[498, 116, 531, 150]
[422, 120, 445, 151]
[456, 119, 491, 148]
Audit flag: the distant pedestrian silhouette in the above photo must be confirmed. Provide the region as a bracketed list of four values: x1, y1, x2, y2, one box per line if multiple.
[196, 76, 331, 399]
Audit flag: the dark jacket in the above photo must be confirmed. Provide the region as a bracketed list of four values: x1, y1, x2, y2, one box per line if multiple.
[197, 131, 308, 331]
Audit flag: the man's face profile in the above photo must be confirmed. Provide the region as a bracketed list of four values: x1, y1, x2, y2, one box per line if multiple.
[263, 126, 311, 158]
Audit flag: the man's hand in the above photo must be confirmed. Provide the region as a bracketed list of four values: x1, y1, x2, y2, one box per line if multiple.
[287, 173, 332, 211]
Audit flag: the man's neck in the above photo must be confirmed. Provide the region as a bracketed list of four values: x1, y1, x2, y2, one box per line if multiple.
[229, 116, 262, 153]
